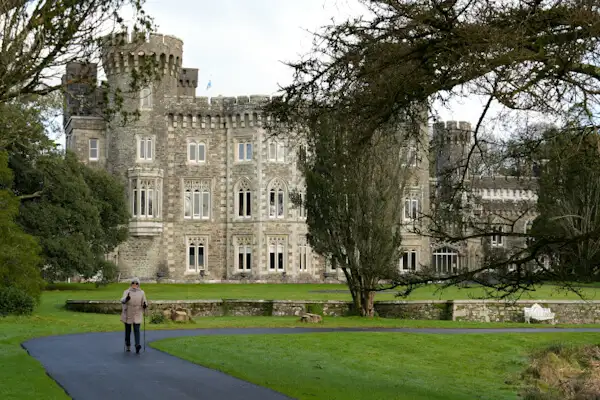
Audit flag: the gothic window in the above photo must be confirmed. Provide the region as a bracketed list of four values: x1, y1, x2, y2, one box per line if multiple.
[267, 140, 286, 162]
[268, 236, 286, 271]
[237, 141, 253, 161]
[268, 179, 285, 219]
[297, 192, 306, 219]
[187, 236, 206, 271]
[188, 141, 206, 163]
[183, 180, 211, 220]
[137, 136, 153, 161]
[236, 236, 252, 271]
[399, 250, 417, 271]
[236, 179, 252, 218]
[131, 178, 161, 218]
[432, 247, 460, 274]
[402, 143, 418, 167]
[140, 86, 153, 109]
[89, 138, 98, 160]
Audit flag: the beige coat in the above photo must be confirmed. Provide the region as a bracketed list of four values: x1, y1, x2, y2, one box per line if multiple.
[120, 288, 148, 324]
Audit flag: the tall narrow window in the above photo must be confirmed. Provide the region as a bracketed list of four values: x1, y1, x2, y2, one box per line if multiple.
[140, 86, 153, 109]
[298, 192, 306, 218]
[89, 138, 98, 160]
[299, 241, 308, 271]
[268, 180, 285, 218]
[491, 226, 504, 247]
[187, 237, 206, 271]
[183, 180, 211, 219]
[237, 180, 252, 218]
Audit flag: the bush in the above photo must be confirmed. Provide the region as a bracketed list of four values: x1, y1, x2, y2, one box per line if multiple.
[0, 287, 35, 316]
[150, 311, 167, 324]
[306, 303, 324, 316]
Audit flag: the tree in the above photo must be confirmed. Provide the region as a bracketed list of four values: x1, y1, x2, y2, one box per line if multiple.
[532, 126, 600, 282]
[293, 111, 415, 316]
[0, 151, 44, 302]
[268, 0, 600, 297]
[12, 151, 128, 281]
[0, 0, 155, 104]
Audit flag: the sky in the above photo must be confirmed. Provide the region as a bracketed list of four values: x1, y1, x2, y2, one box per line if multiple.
[140, 0, 490, 124]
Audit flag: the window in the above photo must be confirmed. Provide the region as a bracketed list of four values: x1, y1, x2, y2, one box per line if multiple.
[268, 140, 286, 162]
[237, 180, 252, 218]
[138, 136, 153, 161]
[399, 250, 418, 271]
[188, 141, 206, 163]
[404, 198, 420, 220]
[236, 237, 252, 271]
[140, 86, 153, 109]
[184, 180, 211, 219]
[268, 237, 285, 271]
[187, 236, 206, 271]
[432, 247, 460, 274]
[237, 141, 252, 161]
[402, 145, 417, 167]
[131, 178, 161, 218]
[297, 192, 306, 219]
[491, 226, 504, 247]
[299, 241, 308, 271]
[525, 220, 534, 246]
[268, 180, 285, 218]
[89, 138, 98, 160]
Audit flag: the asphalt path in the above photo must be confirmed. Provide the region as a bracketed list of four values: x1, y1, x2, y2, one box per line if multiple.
[22, 326, 600, 400]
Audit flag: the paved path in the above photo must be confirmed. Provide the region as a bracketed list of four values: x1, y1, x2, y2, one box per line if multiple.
[22, 327, 600, 400]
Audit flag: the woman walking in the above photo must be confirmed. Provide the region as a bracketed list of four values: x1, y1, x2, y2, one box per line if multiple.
[120, 278, 148, 354]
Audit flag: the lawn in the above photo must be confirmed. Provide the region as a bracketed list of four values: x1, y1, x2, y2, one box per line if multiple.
[2, 283, 600, 399]
[152, 331, 600, 400]
[45, 281, 600, 301]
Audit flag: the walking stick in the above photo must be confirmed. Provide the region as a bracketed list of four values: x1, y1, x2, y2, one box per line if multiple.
[143, 307, 146, 352]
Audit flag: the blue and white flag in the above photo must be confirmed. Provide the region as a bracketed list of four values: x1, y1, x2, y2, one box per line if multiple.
[206, 80, 212, 91]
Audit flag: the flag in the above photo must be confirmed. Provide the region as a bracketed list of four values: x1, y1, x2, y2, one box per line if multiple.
[206, 80, 212, 91]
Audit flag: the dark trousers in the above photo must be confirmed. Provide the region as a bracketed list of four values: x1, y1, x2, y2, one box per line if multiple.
[124, 323, 141, 347]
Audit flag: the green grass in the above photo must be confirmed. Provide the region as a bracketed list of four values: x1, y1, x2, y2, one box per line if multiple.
[45, 282, 600, 301]
[153, 332, 600, 400]
[1, 283, 600, 399]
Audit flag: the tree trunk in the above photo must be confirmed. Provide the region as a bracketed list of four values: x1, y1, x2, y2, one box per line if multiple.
[360, 289, 376, 317]
[342, 267, 362, 315]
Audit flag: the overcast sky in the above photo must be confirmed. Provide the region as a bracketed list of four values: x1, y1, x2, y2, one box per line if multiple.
[141, 0, 495, 125]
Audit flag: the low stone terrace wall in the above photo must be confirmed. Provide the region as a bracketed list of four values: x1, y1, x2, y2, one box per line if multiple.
[65, 299, 600, 323]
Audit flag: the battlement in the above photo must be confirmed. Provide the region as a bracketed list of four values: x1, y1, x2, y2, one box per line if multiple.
[433, 120, 472, 144]
[101, 31, 184, 78]
[163, 95, 278, 129]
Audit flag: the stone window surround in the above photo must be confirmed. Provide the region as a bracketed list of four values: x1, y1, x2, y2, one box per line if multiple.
[235, 236, 253, 271]
[267, 139, 286, 162]
[267, 236, 287, 272]
[236, 139, 253, 162]
[404, 197, 420, 220]
[183, 179, 212, 220]
[491, 225, 504, 247]
[140, 86, 153, 109]
[136, 134, 156, 162]
[298, 238, 309, 271]
[432, 246, 460, 274]
[186, 235, 208, 274]
[399, 249, 418, 271]
[267, 178, 286, 219]
[235, 179, 252, 219]
[128, 168, 163, 220]
[187, 139, 207, 164]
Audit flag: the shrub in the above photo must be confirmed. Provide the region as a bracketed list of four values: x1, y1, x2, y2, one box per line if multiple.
[150, 311, 167, 324]
[306, 303, 324, 316]
[0, 287, 35, 316]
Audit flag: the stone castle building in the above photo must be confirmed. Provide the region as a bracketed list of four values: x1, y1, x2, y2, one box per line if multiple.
[62, 32, 538, 282]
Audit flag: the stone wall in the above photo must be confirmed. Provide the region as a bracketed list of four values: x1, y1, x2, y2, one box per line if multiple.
[65, 299, 600, 324]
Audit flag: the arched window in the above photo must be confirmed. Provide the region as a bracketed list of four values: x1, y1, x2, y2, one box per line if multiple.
[140, 86, 152, 109]
[237, 179, 252, 218]
[183, 180, 210, 219]
[432, 247, 460, 274]
[268, 179, 285, 218]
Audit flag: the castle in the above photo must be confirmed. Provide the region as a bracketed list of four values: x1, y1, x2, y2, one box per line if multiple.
[62, 32, 538, 282]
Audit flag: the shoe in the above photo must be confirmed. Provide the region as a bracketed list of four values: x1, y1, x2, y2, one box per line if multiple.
[126, 346, 131, 352]
[135, 344, 141, 354]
